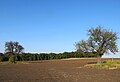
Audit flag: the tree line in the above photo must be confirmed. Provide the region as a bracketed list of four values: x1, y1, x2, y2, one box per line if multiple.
[0, 51, 96, 62]
[0, 41, 97, 63]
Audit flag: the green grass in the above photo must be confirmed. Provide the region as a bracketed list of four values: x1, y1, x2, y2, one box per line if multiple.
[85, 60, 120, 69]
[0, 61, 29, 65]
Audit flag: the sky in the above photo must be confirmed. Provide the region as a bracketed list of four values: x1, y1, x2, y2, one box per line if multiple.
[0, 0, 120, 57]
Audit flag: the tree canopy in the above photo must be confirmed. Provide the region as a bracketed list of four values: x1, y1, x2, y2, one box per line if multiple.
[75, 26, 119, 64]
[5, 41, 24, 54]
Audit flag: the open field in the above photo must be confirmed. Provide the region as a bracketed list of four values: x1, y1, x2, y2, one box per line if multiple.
[0, 58, 120, 82]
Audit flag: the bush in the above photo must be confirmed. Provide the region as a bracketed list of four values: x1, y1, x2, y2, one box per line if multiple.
[9, 55, 16, 64]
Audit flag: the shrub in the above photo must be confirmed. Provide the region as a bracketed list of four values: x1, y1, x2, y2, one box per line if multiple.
[9, 55, 16, 64]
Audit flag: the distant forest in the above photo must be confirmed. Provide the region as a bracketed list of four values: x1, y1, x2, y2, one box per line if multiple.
[0, 41, 97, 62]
[0, 52, 96, 62]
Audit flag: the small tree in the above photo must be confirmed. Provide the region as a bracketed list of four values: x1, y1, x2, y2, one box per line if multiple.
[75, 26, 118, 64]
[9, 55, 16, 64]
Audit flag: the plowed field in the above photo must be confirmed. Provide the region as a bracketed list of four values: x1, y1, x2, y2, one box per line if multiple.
[0, 58, 120, 82]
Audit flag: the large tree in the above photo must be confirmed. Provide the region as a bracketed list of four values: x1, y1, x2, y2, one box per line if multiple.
[5, 41, 24, 63]
[75, 26, 118, 64]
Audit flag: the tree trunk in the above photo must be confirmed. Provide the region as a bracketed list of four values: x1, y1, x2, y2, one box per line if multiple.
[97, 55, 101, 64]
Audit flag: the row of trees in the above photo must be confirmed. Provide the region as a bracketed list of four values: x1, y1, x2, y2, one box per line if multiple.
[0, 41, 97, 63]
[0, 52, 96, 62]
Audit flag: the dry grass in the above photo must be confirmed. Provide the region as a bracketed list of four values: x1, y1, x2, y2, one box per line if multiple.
[84, 60, 120, 69]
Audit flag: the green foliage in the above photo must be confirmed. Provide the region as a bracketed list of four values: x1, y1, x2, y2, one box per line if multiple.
[0, 53, 9, 61]
[9, 55, 16, 64]
[0, 56, 3, 62]
[0, 51, 96, 62]
[0, 53, 3, 62]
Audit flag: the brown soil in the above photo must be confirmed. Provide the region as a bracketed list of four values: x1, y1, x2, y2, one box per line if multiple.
[0, 58, 120, 82]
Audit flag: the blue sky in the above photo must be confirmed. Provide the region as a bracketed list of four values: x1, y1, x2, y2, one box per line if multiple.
[0, 0, 120, 57]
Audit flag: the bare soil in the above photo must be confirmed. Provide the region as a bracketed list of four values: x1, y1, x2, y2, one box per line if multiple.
[0, 58, 120, 82]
